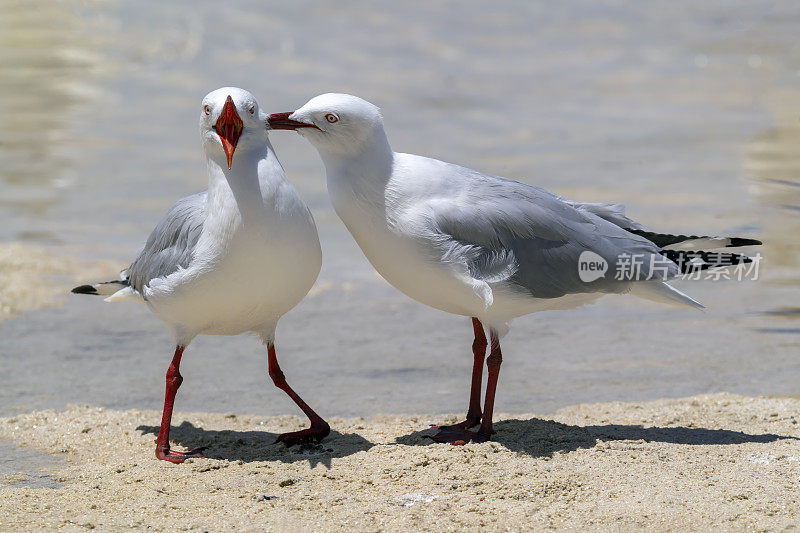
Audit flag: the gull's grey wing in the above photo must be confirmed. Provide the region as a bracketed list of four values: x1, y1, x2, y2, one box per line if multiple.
[425, 173, 677, 299]
[127, 191, 207, 294]
[564, 201, 646, 232]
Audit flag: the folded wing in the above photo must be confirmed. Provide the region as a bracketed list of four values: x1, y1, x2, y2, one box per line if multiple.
[423, 173, 678, 300]
[127, 191, 207, 295]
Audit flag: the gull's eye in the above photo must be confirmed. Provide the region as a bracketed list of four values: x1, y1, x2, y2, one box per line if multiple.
[325, 113, 339, 124]
[249, 106, 255, 115]
[204, 105, 211, 116]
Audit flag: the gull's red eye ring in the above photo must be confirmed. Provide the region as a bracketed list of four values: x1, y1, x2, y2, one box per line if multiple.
[204, 105, 211, 116]
[325, 113, 338, 124]
[249, 106, 255, 115]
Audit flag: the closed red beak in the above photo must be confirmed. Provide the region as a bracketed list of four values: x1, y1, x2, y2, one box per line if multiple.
[215, 96, 243, 169]
[268, 112, 320, 131]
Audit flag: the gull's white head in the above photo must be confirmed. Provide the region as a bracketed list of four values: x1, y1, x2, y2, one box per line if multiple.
[200, 87, 268, 169]
[268, 93, 386, 157]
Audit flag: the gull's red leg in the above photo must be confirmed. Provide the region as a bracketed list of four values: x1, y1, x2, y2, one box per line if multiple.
[432, 318, 486, 437]
[268, 343, 330, 446]
[475, 329, 503, 441]
[154, 345, 206, 463]
[463, 317, 489, 426]
[431, 327, 502, 445]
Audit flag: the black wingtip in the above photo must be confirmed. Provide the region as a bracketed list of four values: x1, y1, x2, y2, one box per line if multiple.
[661, 250, 754, 273]
[71, 284, 99, 295]
[629, 229, 763, 249]
[727, 237, 763, 247]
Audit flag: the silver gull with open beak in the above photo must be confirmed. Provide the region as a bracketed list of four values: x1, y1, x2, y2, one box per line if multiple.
[73, 87, 327, 462]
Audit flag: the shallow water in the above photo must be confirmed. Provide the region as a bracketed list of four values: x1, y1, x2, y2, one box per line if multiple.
[0, 1, 799, 419]
[0, 438, 60, 488]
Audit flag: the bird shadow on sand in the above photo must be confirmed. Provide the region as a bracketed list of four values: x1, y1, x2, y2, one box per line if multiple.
[394, 417, 799, 458]
[136, 422, 374, 468]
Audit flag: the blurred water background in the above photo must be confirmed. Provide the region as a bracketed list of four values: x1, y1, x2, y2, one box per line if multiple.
[0, 0, 798, 418]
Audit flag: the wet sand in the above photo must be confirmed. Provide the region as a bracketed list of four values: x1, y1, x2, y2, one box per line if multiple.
[1, 393, 798, 531]
[0, 243, 119, 324]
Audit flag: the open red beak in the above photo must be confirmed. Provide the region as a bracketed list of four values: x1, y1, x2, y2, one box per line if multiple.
[214, 95, 243, 169]
[268, 112, 320, 131]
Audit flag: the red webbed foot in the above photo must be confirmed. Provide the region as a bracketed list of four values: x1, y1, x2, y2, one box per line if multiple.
[431, 416, 481, 432]
[275, 421, 330, 446]
[427, 426, 492, 445]
[155, 444, 206, 464]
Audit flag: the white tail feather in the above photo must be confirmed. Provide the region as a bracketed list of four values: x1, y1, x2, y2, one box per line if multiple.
[629, 280, 705, 310]
[664, 237, 733, 251]
[104, 286, 142, 303]
[91, 281, 128, 296]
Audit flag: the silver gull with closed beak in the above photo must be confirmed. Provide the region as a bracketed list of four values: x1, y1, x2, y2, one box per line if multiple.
[268, 93, 761, 444]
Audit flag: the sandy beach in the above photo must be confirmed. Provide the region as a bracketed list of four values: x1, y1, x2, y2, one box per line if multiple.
[1, 393, 798, 531]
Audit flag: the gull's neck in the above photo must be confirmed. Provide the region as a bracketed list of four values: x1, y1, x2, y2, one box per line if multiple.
[205, 138, 281, 225]
[320, 126, 394, 214]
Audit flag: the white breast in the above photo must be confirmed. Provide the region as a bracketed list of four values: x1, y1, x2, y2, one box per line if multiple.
[145, 151, 321, 344]
[328, 171, 486, 319]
